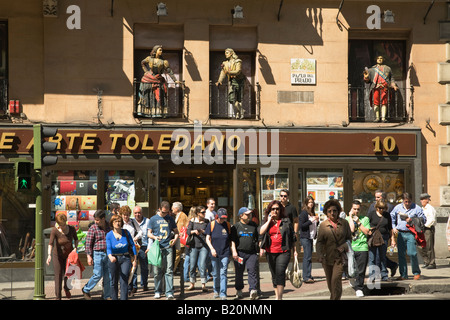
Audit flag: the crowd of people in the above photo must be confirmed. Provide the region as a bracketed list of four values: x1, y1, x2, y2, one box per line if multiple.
[46, 188, 434, 301]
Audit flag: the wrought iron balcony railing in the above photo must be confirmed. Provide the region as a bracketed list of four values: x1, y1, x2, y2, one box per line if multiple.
[209, 81, 260, 120]
[348, 85, 414, 123]
[133, 79, 185, 118]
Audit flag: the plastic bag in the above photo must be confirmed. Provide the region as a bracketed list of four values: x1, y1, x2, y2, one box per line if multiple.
[147, 239, 162, 267]
[346, 240, 357, 278]
[289, 256, 302, 288]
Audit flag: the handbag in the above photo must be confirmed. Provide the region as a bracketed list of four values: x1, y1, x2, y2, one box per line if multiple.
[289, 256, 303, 288]
[179, 226, 188, 246]
[147, 239, 162, 267]
[367, 216, 384, 247]
[259, 231, 270, 250]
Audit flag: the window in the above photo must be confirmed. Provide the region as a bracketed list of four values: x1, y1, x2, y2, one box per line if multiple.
[0, 22, 7, 116]
[348, 39, 410, 122]
[133, 24, 184, 118]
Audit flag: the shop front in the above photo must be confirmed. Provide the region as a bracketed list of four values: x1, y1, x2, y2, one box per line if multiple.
[0, 126, 421, 258]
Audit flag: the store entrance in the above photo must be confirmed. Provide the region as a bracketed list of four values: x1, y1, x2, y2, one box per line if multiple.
[159, 163, 233, 217]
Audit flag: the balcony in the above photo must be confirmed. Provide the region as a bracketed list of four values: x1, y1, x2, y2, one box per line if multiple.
[348, 85, 414, 123]
[209, 81, 260, 120]
[133, 79, 185, 119]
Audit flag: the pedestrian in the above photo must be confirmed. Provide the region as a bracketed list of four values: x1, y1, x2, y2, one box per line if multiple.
[231, 207, 260, 300]
[183, 206, 199, 284]
[132, 206, 150, 292]
[46, 213, 79, 300]
[259, 200, 296, 300]
[346, 200, 370, 297]
[367, 199, 395, 282]
[106, 214, 137, 300]
[419, 193, 437, 269]
[298, 196, 319, 283]
[172, 201, 189, 273]
[205, 208, 232, 300]
[119, 205, 143, 297]
[316, 199, 352, 300]
[82, 210, 112, 300]
[148, 201, 179, 300]
[367, 190, 398, 277]
[390, 192, 427, 280]
[204, 198, 216, 280]
[186, 205, 210, 292]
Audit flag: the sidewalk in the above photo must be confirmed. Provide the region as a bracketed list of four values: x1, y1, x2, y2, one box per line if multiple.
[2, 259, 450, 300]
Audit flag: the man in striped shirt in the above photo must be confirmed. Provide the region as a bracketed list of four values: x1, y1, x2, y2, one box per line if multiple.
[82, 210, 111, 300]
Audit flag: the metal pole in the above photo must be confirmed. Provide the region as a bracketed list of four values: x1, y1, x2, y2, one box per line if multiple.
[33, 168, 45, 300]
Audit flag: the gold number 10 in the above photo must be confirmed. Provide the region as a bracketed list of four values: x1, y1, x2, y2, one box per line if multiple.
[372, 136, 396, 153]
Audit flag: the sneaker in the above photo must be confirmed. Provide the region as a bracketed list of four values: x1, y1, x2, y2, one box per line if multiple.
[413, 274, 421, 280]
[426, 265, 436, 269]
[154, 292, 161, 299]
[250, 290, 258, 300]
[355, 290, 364, 297]
[167, 295, 175, 300]
[235, 290, 243, 299]
[221, 296, 227, 300]
[213, 292, 220, 299]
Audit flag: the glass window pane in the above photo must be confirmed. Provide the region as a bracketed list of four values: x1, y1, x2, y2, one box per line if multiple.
[353, 169, 405, 215]
[306, 169, 344, 222]
[261, 168, 289, 213]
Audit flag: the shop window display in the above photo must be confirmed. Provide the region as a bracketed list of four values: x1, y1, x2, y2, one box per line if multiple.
[306, 170, 344, 222]
[105, 170, 136, 211]
[51, 170, 98, 252]
[352, 169, 405, 214]
[261, 168, 289, 214]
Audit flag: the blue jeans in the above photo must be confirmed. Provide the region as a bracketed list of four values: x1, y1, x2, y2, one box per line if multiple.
[211, 255, 229, 298]
[368, 234, 389, 280]
[83, 251, 111, 299]
[130, 246, 149, 291]
[190, 247, 209, 284]
[300, 238, 313, 281]
[108, 254, 132, 300]
[397, 231, 421, 277]
[154, 247, 174, 296]
[184, 247, 190, 282]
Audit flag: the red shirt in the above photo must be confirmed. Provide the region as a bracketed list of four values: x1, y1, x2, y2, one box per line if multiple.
[266, 220, 285, 253]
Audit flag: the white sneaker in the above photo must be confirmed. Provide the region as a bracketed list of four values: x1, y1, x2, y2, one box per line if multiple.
[166, 295, 175, 300]
[250, 290, 258, 300]
[154, 292, 161, 299]
[355, 290, 364, 297]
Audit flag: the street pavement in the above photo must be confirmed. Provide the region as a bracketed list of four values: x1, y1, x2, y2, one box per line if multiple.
[1, 259, 450, 301]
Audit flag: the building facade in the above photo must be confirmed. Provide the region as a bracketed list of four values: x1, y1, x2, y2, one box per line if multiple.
[0, 0, 449, 262]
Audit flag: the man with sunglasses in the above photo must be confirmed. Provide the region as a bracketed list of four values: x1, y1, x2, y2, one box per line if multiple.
[279, 189, 299, 238]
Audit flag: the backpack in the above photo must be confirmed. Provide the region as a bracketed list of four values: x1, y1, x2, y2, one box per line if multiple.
[210, 220, 231, 234]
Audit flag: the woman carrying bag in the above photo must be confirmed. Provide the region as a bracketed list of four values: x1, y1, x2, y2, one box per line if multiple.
[259, 200, 296, 300]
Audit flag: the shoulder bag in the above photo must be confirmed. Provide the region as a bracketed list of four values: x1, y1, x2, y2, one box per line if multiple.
[367, 216, 384, 247]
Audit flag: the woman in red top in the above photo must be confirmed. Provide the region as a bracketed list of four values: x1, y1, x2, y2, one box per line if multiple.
[260, 200, 296, 300]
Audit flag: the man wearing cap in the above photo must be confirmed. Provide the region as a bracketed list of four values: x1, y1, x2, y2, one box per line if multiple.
[205, 208, 232, 300]
[419, 193, 437, 269]
[231, 207, 260, 300]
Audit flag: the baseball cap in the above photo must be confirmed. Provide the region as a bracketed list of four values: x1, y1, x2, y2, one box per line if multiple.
[420, 193, 431, 200]
[238, 207, 251, 216]
[216, 208, 228, 219]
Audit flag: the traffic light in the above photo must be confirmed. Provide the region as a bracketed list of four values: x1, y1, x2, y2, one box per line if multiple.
[14, 161, 32, 191]
[33, 124, 59, 170]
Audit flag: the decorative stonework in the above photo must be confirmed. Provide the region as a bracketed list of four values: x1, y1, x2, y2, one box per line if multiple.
[43, 0, 58, 18]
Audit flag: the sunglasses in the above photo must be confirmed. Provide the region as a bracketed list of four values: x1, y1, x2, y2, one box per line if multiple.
[280, 195, 288, 198]
[271, 207, 280, 211]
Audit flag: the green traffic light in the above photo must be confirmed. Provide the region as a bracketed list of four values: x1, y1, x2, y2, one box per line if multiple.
[20, 178, 28, 189]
